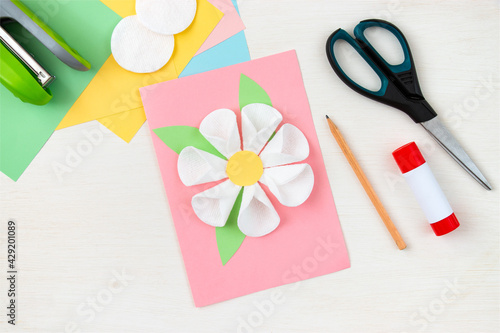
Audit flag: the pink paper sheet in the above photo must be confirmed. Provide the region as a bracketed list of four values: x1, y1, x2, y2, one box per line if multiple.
[141, 50, 350, 307]
[195, 0, 245, 55]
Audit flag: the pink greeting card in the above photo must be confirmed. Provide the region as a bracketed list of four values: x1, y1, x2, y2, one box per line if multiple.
[140, 50, 350, 307]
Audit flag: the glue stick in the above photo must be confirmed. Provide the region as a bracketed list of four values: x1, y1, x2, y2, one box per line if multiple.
[392, 142, 460, 236]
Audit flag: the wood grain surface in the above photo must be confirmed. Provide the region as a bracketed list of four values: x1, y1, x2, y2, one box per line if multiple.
[1, 1, 498, 332]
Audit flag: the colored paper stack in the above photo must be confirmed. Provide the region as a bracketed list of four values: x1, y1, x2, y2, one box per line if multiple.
[0, 0, 250, 181]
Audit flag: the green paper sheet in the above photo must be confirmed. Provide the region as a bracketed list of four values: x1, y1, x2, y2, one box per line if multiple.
[0, 0, 120, 181]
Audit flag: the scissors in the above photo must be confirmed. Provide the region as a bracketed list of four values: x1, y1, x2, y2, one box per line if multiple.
[326, 19, 491, 190]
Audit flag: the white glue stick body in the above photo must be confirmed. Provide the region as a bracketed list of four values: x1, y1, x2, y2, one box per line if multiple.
[393, 142, 459, 236]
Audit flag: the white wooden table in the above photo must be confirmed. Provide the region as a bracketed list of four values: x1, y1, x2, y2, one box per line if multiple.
[1, 1, 499, 332]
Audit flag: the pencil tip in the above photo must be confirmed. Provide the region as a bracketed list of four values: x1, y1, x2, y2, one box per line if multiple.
[325, 115, 329, 119]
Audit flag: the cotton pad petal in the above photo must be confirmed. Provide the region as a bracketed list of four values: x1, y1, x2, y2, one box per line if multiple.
[241, 103, 282, 154]
[111, 15, 174, 73]
[199, 109, 241, 159]
[136, 0, 197, 35]
[178, 147, 227, 186]
[259, 123, 309, 167]
[192, 180, 241, 227]
[237, 184, 280, 237]
[260, 164, 314, 207]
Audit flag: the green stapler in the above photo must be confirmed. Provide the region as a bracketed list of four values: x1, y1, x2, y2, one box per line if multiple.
[0, 0, 91, 105]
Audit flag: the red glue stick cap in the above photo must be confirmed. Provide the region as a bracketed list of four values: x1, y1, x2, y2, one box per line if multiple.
[392, 142, 426, 174]
[430, 213, 460, 236]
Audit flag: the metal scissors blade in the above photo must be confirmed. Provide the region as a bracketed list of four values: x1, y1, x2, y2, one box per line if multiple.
[421, 117, 491, 190]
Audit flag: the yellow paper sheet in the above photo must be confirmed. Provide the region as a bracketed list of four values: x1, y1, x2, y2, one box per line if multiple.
[100, 0, 136, 17]
[56, 0, 223, 142]
[97, 107, 146, 143]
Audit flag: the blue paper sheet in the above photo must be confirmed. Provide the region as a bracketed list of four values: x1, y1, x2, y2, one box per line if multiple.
[179, 0, 250, 77]
[231, 0, 240, 15]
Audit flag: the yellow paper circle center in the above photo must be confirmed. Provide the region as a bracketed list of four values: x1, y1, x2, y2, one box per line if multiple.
[226, 151, 263, 186]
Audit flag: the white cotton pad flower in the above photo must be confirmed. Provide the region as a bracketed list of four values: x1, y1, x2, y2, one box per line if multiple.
[176, 105, 315, 238]
[111, 15, 174, 73]
[136, 0, 197, 35]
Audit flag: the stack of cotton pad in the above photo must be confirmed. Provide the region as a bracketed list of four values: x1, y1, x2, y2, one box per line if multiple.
[111, 0, 197, 73]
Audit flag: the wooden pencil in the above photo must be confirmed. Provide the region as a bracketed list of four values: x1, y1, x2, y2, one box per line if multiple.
[326, 115, 406, 250]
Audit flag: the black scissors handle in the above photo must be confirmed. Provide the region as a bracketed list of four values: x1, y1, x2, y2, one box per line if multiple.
[326, 19, 437, 123]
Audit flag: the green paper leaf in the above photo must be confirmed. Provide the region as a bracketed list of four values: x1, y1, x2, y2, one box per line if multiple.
[216, 188, 245, 265]
[239, 74, 272, 109]
[153, 126, 226, 159]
